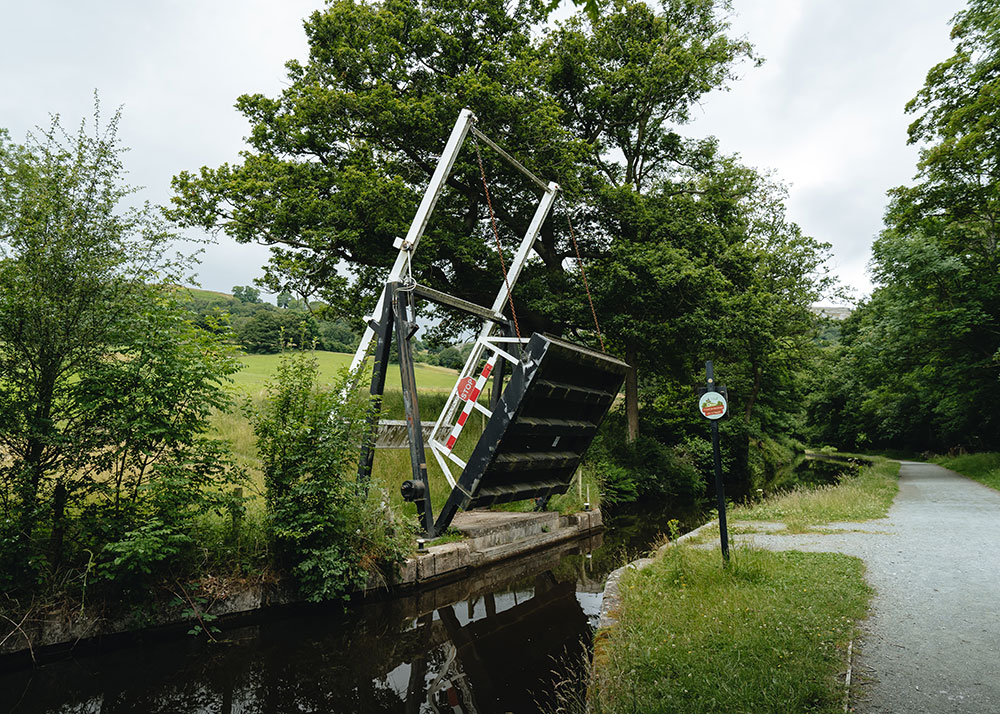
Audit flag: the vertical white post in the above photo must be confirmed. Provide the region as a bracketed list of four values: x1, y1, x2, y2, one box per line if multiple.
[478, 181, 560, 340]
[349, 109, 477, 374]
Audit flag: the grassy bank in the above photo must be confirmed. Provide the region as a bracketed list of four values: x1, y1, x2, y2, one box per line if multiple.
[729, 457, 900, 532]
[932, 453, 1000, 492]
[228, 351, 461, 394]
[588, 457, 897, 712]
[590, 547, 869, 713]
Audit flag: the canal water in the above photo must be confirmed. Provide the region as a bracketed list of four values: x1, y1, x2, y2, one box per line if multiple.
[2, 453, 862, 714]
[0, 505, 703, 714]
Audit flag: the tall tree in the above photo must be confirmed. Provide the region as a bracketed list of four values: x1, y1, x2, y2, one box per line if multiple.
[541, 0, 757, 439]
[895, 0, 1000, 261]
[168, 0, 755, 330]
[0, 109, 240, 590]
[169, 0, 838, 496]
[883, 0, 1000, 448]
[167, 0, 762, 445]
[809, 0, 1000, 451]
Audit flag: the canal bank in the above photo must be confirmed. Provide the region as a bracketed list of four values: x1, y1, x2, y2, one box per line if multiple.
[0, 508, 604, 666]
[587, 456, 901, 713]
[0, 500, 707, 712]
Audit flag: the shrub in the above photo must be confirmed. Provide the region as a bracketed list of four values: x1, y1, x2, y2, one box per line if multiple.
[588, 421, 705, 505]
[0, 107, 246, 598]
[250, 351, 414, 602]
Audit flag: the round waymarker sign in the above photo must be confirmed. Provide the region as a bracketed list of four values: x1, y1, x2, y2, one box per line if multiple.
[699, 391, 728, 420]
[457, 377, 477, 401]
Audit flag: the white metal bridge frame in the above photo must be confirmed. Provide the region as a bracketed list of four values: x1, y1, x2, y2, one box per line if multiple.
[348, 108, 560, 488]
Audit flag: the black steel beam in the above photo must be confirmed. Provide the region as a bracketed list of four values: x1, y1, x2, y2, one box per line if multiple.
[432, 333, 628, 535]
[393, 283, 435, 536]
[357, 293, 395, 483]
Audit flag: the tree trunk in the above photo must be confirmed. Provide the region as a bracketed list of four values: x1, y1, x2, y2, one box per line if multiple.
[17, 367, 57, 570]
[17, 440, 46, 554]
[745, 364, 762, 420]
[728, 427, 752, 502]
[625, 340, 639, 443]
[50, 480, 68, 568]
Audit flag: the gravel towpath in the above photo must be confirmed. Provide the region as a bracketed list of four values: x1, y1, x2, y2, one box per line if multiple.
[730, 461, 1000, 713]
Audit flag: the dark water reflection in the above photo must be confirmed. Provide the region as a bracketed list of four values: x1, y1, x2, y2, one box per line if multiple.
[1, 505, 704, 714]
[761, 454, 864, 495]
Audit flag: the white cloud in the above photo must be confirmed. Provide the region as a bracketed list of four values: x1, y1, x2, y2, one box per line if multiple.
[0, 0, 971, 300]
[688, 0, 965, 301]
[0, 0, 319, 295]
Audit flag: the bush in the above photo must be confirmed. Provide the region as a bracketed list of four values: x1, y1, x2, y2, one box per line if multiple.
[588, 419, 705, 505]
[236, 309, 318, 354]
[317, 319, 359, 352]
[250, 351, 414, 602]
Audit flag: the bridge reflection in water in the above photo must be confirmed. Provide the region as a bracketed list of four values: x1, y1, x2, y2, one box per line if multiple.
[1, 533, 604, 713]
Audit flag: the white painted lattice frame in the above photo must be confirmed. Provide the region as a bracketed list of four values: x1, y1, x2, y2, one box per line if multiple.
[347, 108, 560, 488]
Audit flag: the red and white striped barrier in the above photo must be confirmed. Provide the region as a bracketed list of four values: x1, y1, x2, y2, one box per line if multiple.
[443, 354, 497, 452]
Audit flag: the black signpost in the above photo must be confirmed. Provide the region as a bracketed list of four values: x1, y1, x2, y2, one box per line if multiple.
[699, 361, 730, 563]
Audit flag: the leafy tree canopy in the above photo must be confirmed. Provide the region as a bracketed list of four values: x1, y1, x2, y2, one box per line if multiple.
[0, 105, 242, 594]
[232, 284, 263, 303]
[168, 0, 758, 335]
[809, 0, 1000, 452]
[170, 0, 834, 492]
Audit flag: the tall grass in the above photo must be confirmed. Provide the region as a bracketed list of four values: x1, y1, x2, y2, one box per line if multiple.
[590, 546, 870, 714]
[729, 458, 899, 531]
[933, 452, 1000, 491]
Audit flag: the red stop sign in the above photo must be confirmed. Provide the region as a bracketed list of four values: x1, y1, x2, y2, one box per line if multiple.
[458, 377, 477, 401]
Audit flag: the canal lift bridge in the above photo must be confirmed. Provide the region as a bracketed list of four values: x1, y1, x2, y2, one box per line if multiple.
[349, 109, 628, 539]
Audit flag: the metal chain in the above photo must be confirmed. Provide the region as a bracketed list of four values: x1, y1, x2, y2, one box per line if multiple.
[474, 140, 522, 340]
[565, 209, 605, 352]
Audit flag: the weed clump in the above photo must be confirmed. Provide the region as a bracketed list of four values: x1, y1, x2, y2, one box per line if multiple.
[249, 351, 414, 603]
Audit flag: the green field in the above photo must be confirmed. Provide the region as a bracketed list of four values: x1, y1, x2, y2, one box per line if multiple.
[228, 351, 463, 395]
[215, 350, 497, 515]
[211, 349, 593, 519]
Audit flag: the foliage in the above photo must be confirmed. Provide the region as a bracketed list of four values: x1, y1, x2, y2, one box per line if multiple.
[0, 106, 244, 596]
[590, 547, 870, 713]
[249, 351, 414, 602]
[231, 284, 263, 303]
[317, 318, 359, 352]
[235, 308, 318, 354]
[591, 163, 832, 493]
[808, 1, 1000, 452]
[165, 0, 761, 343]
[180, 287, 359, 354]
[168, 0, 832, 502]
[932, 452, 1000, 492]
[587, 421, 704, 504]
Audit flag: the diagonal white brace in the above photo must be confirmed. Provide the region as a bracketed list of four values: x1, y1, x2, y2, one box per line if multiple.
[349, 109, 477, 375]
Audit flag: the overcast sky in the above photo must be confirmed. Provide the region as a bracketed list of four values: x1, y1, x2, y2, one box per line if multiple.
[0, 0, 967, 305]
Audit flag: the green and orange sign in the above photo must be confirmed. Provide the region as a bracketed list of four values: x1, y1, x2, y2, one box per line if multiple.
[699, 391, 728, 420]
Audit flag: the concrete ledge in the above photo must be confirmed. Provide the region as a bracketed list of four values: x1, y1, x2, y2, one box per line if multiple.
[387, 508, 603, 591]
[453, 510, 561, 551]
